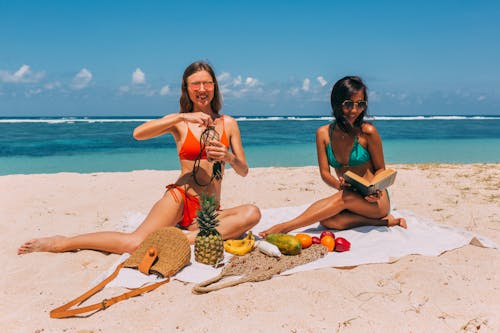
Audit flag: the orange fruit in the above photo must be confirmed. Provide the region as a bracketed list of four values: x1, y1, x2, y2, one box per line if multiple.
[295, 233, 312, 249]
[320, 235, 335, 252]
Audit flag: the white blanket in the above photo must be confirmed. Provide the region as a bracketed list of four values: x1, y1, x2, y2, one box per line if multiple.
[94, 205, 497, 288]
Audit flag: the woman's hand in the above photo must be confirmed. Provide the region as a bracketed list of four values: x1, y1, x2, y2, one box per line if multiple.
[337, 177, 351, 191]
[206, 140, 233, 163]
[364, 190, 382, 203]
[181, 112, 213, 127]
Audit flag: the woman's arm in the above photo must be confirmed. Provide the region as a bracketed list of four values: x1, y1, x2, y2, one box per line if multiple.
[363, 123, 386, 174]
[207, 116, 249, 176]
[133, 112, 213, 140]
[133, 113, 183, 140]
[316, 126, 342, 189]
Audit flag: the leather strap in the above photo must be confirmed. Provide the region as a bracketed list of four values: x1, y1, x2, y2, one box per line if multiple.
[138, 246, 158, 275]
[50, 262, 169, 318]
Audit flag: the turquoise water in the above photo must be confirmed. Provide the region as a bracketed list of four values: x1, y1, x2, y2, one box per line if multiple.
[0, 116, 499, 175]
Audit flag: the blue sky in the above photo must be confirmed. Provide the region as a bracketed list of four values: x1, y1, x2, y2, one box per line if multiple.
[1, 0, 499, 116]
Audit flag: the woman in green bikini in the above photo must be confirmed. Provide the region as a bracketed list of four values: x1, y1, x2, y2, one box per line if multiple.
[260, 76, 406, 237]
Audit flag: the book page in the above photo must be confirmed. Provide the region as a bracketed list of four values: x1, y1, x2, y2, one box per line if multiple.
[372, 169, 396, 184]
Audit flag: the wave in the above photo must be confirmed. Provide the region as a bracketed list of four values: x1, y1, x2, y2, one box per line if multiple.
[234, 116, 333, 121]
[0, 118, 154, 124]
[234, 115, 500, 121]
[0, 115, 499, 124]
[368, 115, 500, 120]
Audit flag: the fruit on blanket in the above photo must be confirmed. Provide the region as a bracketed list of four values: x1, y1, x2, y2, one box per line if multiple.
[320, 231, 335, 240]
[334, 237, 351, 252]
[320, 235, 335, 252]
[256, 240, 281, 257]
[265, 234, 302, 255]
[194, 194, 224, 265]
[295, 233, 313, 249]
[223, 232, 255, 256]
[311, 236, 321, 244]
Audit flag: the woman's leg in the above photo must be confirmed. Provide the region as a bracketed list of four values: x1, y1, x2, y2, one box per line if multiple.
[18, 191, 184, 255]
[321, 211, 407, 230]
[259, 190, 398, 236]
[185, 204, 261, 242]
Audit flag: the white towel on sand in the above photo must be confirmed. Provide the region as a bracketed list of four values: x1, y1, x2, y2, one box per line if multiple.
[95, 204, 497, 288]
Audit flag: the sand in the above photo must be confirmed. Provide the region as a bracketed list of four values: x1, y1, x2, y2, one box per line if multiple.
[1, 164, 499, 332]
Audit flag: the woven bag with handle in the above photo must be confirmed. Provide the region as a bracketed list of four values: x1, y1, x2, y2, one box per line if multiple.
[50, 227, 191, 318]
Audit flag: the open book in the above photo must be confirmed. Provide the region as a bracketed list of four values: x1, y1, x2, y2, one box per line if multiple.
[343, 169, 397, 196]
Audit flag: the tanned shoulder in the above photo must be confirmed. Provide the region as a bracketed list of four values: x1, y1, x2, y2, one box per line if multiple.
[222, 114, 237, 128]
[361, 122, 378, 136]
[317, 124, 330, 140]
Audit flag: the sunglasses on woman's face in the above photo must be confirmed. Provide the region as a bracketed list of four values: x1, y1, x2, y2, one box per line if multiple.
[342, 100, 368, 111]
[188, 81, 215, 90]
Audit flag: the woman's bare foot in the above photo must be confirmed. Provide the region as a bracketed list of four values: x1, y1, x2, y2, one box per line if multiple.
[258, 223, 290, 238]
[17, 236, 66, 255]
[386, 214, 407, 229]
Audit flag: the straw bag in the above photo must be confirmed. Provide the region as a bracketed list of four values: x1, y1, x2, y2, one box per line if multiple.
[192, 244, 327, 294]
[50, 227, 191, 318]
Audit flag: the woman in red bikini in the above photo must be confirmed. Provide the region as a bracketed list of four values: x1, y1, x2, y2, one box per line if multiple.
[18, 61, 261, 255]
[260, 76, 406, 237]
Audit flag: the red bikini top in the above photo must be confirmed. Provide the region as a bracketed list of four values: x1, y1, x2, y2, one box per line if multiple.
[178, 117, 229, 161]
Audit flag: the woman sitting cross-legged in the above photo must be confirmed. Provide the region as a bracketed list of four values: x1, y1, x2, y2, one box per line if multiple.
[259, 76, 406, 238]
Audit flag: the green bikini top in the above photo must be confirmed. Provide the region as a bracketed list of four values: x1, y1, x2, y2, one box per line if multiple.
[326, 123, 371, 168]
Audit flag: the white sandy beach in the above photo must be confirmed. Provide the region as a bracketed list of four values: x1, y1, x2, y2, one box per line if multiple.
[1, 164, 499, 332]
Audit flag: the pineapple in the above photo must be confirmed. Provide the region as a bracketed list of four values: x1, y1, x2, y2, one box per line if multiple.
[194, 194, 224, 265]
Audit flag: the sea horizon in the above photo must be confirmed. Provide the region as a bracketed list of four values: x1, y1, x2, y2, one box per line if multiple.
[1, 114, 500, 122]
[1, 115, 499, 175]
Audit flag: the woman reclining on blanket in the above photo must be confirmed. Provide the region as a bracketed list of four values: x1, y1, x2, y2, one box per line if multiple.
[19, 61, 261, 255]
[260, 76, 406, 237]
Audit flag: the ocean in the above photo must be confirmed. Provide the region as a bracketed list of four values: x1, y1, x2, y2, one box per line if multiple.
[0, 115, 499, 175]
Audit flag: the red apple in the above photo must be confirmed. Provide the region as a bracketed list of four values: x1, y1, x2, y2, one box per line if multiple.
[320, 231, 335, 240]
[334, 237, 351, 252]
[311, 236, 321, 244]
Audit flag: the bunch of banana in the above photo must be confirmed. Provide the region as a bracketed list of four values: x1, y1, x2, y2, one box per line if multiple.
[223, 232, 255, 255]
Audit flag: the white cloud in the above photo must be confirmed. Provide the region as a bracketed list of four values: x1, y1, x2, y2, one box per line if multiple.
[302, 78, 310, 91]
[14, 65, 30, 78]
[317, 76, 327, 87]
[44, 81, 61, 90]
[288, 87, 300, 96]
[245, 77, 259, 87]
[368, 90, 381, 102]
[233, 75, 243, 86]
[217, 72, 231, 83]
[0, 64, 44, 83]
[25, 88, 42, 97]
[159, 85, 170, 96]
[477, 95, 486, 101]
[214, 71, 264, 97]
[119, 85, 130, 93]
[397, 93, 408, 101]
[132, 68, 146, 85]
[71, 68, 92, 90]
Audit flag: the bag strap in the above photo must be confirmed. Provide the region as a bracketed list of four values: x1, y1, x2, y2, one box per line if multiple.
[50, 252, 169, 318]
[192, 271, 254, 294]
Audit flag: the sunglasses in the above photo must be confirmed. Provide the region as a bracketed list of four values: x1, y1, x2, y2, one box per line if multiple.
[342, 100, 368, 111]
[188, 81, 215, 90]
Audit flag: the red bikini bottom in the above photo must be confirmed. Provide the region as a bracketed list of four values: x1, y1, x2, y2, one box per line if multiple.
[166, 184, 201, 228]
